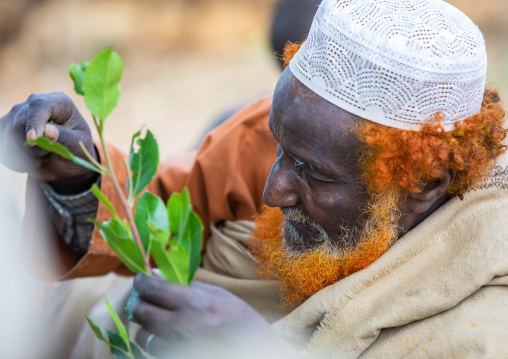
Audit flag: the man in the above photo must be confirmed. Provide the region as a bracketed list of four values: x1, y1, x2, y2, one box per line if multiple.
[1, 0, 507, 358]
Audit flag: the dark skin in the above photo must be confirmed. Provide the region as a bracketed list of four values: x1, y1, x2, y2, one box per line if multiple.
[263, 69, 453, 251]
[0, 70, 452, 357]
[0, 92, 98, 194]
[131, 274, 302, 358]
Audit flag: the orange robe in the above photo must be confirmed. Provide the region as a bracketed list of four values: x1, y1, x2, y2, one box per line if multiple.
[22, 96, 276, 280]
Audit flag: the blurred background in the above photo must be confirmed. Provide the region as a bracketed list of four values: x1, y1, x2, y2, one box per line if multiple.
[1, 0, 507, 210]
[0, 0, 506, 356]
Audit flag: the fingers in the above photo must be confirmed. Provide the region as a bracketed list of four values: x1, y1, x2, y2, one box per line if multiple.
[44, 123, 90, 156]
[11, 107, 49, 158]
[17, 93, 90, 156]
[25, 94, 52, 139]
[25, 92, 75, 140]
[134, 274, 191, 310]
[135, 328, 171, 357]
[0, 92, 97, 185]
[131, 295, 180, 336]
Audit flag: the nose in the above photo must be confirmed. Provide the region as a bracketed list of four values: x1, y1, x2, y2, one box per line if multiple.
[263, 156, 300, 208]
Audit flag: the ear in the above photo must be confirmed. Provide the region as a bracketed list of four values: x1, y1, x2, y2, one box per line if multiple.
[407, 170, 454, 214]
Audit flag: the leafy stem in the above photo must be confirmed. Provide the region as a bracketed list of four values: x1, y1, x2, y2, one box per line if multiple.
[63, 49, 203, 358]
[123, 158, 134, 205]
[79, 141, 108, 174]
[98, 127, 152, 274]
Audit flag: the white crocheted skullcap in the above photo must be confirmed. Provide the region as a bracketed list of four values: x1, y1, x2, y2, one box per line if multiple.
[289, 0, 487, 131]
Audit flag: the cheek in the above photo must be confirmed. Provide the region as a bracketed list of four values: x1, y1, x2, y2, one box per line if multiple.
[307, 183, 368, 231]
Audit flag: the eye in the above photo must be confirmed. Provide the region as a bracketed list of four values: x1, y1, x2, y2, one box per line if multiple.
[293, 157, 305, 168]
[288, 153, 303, 168]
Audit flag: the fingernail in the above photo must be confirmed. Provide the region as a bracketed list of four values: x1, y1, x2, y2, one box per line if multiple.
[45, 124, 59, 141]
[27, 129, 37, 145]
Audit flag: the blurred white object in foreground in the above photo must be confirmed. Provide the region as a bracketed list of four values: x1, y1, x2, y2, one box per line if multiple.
[0, 163, 47, 357]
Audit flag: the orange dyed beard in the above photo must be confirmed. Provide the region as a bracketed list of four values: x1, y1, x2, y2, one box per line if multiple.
[249, 191, 400, 305]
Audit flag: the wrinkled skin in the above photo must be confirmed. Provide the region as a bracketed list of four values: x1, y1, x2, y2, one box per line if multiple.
[263, 69, 453, 252]
[130, 71, 451, 356]
[132, 274, 302, 359]
[264, 70, 370, 251]
[0, 92, 98, 194]
[1, 71, 452, 357]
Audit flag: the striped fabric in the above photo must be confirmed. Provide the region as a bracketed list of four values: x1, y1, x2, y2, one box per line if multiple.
[39, 179, 100, 255]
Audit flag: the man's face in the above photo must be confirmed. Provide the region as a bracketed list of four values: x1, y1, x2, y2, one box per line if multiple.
[263, 69, 370, 253]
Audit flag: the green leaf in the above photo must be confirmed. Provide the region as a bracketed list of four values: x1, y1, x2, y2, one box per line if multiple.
[130, 342, 147, 359]
[91, 183, 118, 218]
[152, 240, 190, 285]
[104, 297, 130, 349]
[79, 61, 89, 73]
[28, 137, 102, 174]
[69, 61, 89, 96]
[128, 129, 159, 199]
[178, 188, 191, 241]
[134, 192, 168, 253]
[186, 212, 203, 281]
[105, 330, 130, 359]
[97, 219, 149, 274]
[168, 189, 191, 242]
[124, 289, 138, 323]
[86, 316, 107, 343]
[88, 315, 145, 359]
[83, 48, 123, 123]
[147, 222, 170, 249]
[167, 192, 181, 236]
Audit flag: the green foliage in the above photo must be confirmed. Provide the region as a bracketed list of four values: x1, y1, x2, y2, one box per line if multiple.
[83, 49, 123, 124]
[147, 222, 170, 249]
[105, 297, 130, 348]
[86, 317, 107, 343]
[86, 298, 146, 359]
[128, 129, 159, 200]
[69, 61, 89, 96]
[134, 191, 168, 254]
[168, 188, 191, 242]
[94, 219, 150, 275]
[105, 331, 131, 359]
[152, 239, 190, 285]
[91, 183, 118, 218]
[28, 137, 102, 174]
[166, 189, 203, 281]
[186, 212, 204, 281]
[125, 188, 204, 285]
[130, 343, 147, 359]
[34, 49, 205, 358]
[124, 289, 138, 323]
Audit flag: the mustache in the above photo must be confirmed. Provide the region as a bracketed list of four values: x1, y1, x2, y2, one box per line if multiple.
[279, 206, 363, 253]
[279, 207, 328, 253]
[279, 207, 324, 231]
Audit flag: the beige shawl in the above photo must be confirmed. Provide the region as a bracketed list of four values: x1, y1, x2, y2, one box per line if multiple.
[47, 159, 508, 359]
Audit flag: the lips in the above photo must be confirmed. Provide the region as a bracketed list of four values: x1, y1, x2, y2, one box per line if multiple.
[283, 219, 321, 253]
[286, 219, 318, 237]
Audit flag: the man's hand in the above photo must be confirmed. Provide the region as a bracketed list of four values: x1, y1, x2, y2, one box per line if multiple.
[0, 92, 98, 194]
[132, 274, 303, 359]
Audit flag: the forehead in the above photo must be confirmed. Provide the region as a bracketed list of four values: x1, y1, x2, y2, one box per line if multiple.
[270, 69, 364, 168]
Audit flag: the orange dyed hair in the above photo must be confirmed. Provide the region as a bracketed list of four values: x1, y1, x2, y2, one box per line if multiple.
[282, 42, 507, 197]
[282, 41, 303, 69]
[357, 90, 507, 197]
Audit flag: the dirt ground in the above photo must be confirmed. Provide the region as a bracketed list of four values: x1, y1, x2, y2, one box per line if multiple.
[0, 0, 507, 210]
